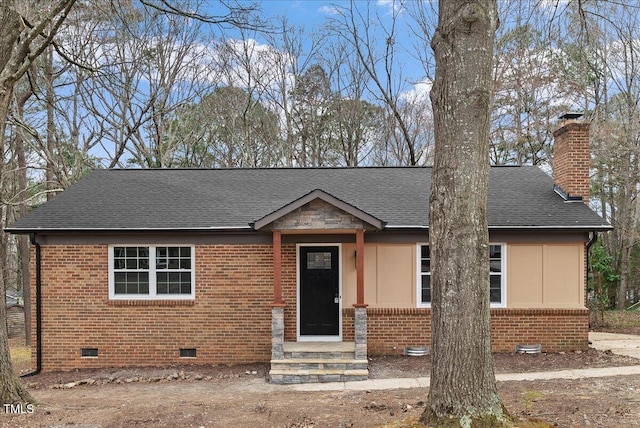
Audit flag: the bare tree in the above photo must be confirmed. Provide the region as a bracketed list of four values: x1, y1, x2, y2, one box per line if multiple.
[491, 4, 570, 166]
[256, 17, 326, 166]
[169, 85, 280, 167]
[421, 0, 512, 425]
[561, 1, 640, 309]
[0, 0, 76, 405]
[13, 83, 33, 346]
[67, 2, 219, 168]
[592, 6, 640, 310]
[330, 1, 423, 165]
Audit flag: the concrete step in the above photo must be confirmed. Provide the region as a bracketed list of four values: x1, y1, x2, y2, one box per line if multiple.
[282, 341, 357, 360]
[284, 351, 356, 359]
[270, 341, 368, 384]
[269, 366, 369, 384]
[270, 358, 369, 371]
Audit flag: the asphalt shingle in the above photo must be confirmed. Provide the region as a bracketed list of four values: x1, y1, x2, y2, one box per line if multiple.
[6, 166, 611, 232]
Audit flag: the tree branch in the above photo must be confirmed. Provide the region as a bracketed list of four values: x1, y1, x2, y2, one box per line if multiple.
[138, 0, 266, 30]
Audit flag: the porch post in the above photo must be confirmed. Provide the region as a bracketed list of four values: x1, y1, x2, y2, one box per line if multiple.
[271, 230, 285, 361]
[355, 229, 365, 306]
[353, 228, 367, 360]
[273, 230, 283, 305]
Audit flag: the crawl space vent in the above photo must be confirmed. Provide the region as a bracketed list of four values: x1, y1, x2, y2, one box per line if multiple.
[180, 348, 197, 358]
[515, 344, 542, 354]
[81, 348, 99, 357]
[404, 346, 429, 356]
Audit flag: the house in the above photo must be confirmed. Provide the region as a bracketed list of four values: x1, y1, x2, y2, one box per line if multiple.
[7, 116, 611, 383]
[5, 296, 25, 339]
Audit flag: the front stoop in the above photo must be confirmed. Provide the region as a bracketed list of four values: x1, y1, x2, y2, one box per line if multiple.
[269, 341, 369, 384]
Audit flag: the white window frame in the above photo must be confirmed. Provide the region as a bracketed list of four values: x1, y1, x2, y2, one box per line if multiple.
[416, 242, 431, 308]
[416, 243, 506, 308]
[108, 245, 196, 300]
[488, 243, 507, 308]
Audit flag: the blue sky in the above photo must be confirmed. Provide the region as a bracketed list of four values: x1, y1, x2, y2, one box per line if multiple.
[261, 1, 379, 28]
[247, 0, 431, 95]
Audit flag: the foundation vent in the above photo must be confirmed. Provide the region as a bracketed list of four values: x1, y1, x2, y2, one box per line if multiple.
[81, 348, 98, 357]
[404, 346, 429, 356]
[179, 348, 197, 358]
[515, 344, 542, 354]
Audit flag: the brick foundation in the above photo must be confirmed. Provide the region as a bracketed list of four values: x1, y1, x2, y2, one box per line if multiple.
[343, 307, 589, 355]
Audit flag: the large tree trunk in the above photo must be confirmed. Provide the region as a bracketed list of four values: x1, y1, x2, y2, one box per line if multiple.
[45, 45, 56, 201]
[1, 0, 75, 405]
[421, 1, 507, 426]
[16, 86, 32, 346]
[618, 244, 631, 309]
[0, 0, 35, 406]
[0, 88, 35, 406]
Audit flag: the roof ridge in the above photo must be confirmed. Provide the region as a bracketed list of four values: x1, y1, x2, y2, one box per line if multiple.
[100, 165, 533, 172]
[103, 166, 432, 172]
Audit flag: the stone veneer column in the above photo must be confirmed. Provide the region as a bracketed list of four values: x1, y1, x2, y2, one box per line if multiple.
[353, 229, 367, 361]
[271, 306, 285, 360]
[354, 306, 367, 360]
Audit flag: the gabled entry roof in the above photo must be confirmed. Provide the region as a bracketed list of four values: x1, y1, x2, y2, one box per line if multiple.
[251, 189, 386, 230]
[6, 166, 612, 233]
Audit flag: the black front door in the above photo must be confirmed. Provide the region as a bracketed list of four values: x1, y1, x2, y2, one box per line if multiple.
[299, 246, 340, 336]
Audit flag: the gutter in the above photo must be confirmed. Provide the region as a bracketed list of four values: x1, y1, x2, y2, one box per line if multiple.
[5, 226, 255, 233]
[383, 225, 613, 231]
[20, 233, 42, 378]
[586, 230, 599, 276]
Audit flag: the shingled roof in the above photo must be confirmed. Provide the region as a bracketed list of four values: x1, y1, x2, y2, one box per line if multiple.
[6, 166, 611, 233]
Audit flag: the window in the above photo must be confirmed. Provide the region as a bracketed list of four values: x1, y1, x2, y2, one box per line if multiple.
[489, 244, 503, 304]
[306, 252, 332, 270]
[417, 243, 505, 307]
[419, 245, 431, 304]
[109, 245, 195, 300]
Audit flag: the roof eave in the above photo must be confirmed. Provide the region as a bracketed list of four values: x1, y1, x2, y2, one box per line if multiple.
[7, 224, 612, 234]
[5, 226, 255, 234]
[381, 224, 613, 231]
[488, 225, 613, 231]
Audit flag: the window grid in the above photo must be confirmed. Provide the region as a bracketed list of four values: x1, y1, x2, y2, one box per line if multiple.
[306, 252, 332, 270]
[155, 246, 193, 295]
[420, 245, 431, 304]
[418, 243, 505, 307]
[110, 245, 194, 300]
[489, 245, 502, 304]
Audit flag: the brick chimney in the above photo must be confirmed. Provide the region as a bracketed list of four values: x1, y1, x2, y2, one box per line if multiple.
[552, 113, 590, 203]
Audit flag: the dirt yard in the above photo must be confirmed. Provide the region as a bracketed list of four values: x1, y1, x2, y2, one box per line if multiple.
[4, 311, 640, 427]
[3, 346, 640, 427]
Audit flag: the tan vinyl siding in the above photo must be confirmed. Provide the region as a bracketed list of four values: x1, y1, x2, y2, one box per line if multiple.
[343, 243, 415, 308]
[508, 243, 585, 308]
[344, 241, 585, 310]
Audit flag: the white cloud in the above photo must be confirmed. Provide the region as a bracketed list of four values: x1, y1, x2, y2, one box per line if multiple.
[377, 0, 403, 14]
[401, 79, 433, 104]
[318, 4, 340, 15]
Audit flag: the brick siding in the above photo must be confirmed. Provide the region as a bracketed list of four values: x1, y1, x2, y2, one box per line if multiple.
[32, 242, 589, 372]
[32, 244, 274, 372]
[553, 121, 590, 202]
[343, 307, 588, 354]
